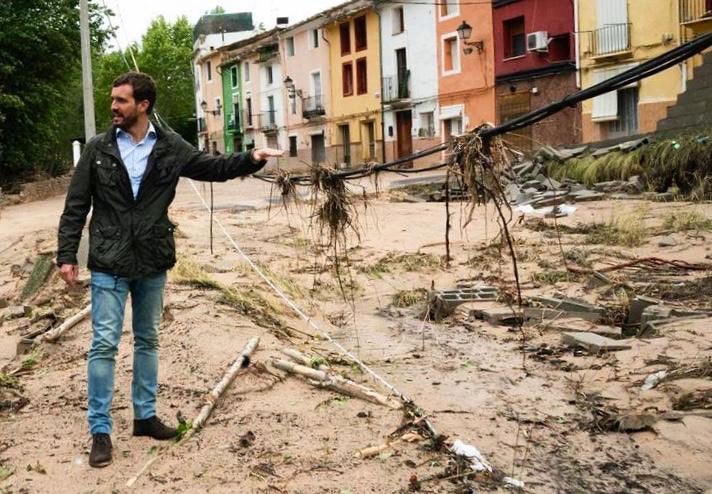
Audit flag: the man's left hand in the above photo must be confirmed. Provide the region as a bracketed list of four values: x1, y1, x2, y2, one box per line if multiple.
[252, 148, 284, 161]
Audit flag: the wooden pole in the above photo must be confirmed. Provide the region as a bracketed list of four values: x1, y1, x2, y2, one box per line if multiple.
[126, 336, 260, 488]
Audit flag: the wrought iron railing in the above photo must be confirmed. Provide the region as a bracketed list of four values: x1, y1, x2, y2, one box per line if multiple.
[260, 110, 278, 133]
[302, 95, 325, 118]
[382, 70, 411, 102]
[681, 0, 712, 23]
[591, 23, 631, 56]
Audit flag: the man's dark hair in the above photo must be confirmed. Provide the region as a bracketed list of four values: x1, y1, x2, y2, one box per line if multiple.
[112, 72, 157, 114]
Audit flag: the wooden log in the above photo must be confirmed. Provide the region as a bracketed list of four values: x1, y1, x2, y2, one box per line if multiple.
[272, 358, 402, 409]
[38, 304, 91, 343]
[126, 336, 260, 488]
[280, 347, 330, 369]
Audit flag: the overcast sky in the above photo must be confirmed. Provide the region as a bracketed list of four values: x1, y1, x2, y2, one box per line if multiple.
[105, 0, 345, 49]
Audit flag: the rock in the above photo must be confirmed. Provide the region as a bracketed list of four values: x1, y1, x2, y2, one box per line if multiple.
[0, 297, 8, 310]
[593, 181, 626, 193]
[562, 331, 632, 352]
[657, 235, 677, 247]
[627, 296, 661, 325]
[624, 175, 644, 194]
[3, 305, 31, 320]
[469, 307, 523, 326]
[570, 190, 606, 202]
[640, 304, 673, 324]
[617, 413, 657, 431]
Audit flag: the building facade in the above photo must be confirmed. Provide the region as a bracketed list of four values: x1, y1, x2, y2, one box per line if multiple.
[377, 0, 440, 167]
[325, 3, 383, 167]
[577, 0, 681, 142]
[192, 13, 254, 153]
[493, 0, 579, 150]
[221, 61, 243, 154]
[279, 16, 333, 167]
[435, 0, 496, 143]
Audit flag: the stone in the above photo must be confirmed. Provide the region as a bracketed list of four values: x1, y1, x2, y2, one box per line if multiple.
[617, 413, 657, 431]
[627, 296, 661, 325]
[593, 181, 625, 193]
[3, 305, 30, 320]
[640, 304, 673, 324]
[657, 235, 677, 247]
[570, 190, 606, 202]
[617, 137, 649, 152]
[562, 332, 632, 352]
[624, 175, 644, 194]
[587, 271, 613, 289]
[556, 145, 588, 160]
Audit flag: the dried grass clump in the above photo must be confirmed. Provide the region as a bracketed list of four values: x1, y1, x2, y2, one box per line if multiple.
[585, 207, 649, 247]
[663, 210, 712, 232]
[392, 288, 428, 308]
[360, 252, 443, 277]
[171, 258, 222, 290]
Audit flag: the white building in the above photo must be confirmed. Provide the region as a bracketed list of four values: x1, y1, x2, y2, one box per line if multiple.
[377, 0, 440, 167]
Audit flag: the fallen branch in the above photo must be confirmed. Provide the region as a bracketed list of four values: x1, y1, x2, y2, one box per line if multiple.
[280, 347, 330, 370]
[567, 257, 711, 274]
[38, 304, 91, 343]
[355, 432, 421, 458]
[272, 358, 401, 409]
[126, 336, 260, 488]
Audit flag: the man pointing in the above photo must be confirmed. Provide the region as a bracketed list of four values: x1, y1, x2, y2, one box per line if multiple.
[57, 72, 283, 467]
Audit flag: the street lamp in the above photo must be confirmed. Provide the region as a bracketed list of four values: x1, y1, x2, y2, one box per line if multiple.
[283, 76, 302, 99]
[457, 20, 484, 55]
[200, 99, 222, 116]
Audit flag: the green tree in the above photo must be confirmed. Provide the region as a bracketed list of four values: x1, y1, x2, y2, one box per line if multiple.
[0, 0, 111, 185]
[210, 6, 226, 14]
[93, 16, 196, 144]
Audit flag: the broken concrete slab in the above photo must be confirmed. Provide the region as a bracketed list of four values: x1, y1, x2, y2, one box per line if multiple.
[617, 137, 649, 152]
[556, 145, 588, 160]
[627, 296, 661, 325]
[593, 180, 626, 193]
[562, 332, 632, 353]
[529, 296, 605, 323]
[640, 314, 711, 335]
[570, 190, 606, 202]
[469, 307, 523, 326]
[3, 305, 31, 320]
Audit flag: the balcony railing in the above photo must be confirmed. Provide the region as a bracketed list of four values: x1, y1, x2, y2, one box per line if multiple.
[382, 70, 411, 102]
[197, 117, 207, 133]
[302, 95, 326, 119]
[591, 23, 631, 56]
[681, 0, 712, 23]
[259, 110, 278, 134]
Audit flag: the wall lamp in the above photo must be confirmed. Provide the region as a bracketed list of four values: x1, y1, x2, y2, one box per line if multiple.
[283, 76, 303, 99]
[200, 99, 222, 116]
[457, 20, 484, 54]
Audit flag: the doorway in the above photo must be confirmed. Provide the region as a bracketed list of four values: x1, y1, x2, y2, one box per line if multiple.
[311, 134, 326, 164]
[395, 111, 413, 167]
[339, 124, 351, 166]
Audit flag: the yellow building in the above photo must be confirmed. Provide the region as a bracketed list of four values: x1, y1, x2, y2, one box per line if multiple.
[577, 0, 682, 142]
[325, 5, 382, 167]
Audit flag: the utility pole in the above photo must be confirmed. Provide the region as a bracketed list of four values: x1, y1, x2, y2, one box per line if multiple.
[80, 0, 96, 140]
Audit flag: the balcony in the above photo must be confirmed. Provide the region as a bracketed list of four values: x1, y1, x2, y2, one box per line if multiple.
[681, 0, 712, 23]
[382, 70, 411, 103]
[259, 110, 278, 134]
[591, 23, 631, 58]
[226, 114, 241, 131]
[302, 95, 325, 119]
[197, 117, 207, 133]
[242, 110, 256, 129]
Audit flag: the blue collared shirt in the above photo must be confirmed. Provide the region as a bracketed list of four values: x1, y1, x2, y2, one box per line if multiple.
[116, 122, 157, 198]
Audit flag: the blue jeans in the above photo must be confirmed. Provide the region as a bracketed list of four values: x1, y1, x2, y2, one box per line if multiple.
[88, 271, 166, 434]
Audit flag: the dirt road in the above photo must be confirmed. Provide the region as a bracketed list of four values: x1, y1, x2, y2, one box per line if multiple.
[0, 178, 711, 492]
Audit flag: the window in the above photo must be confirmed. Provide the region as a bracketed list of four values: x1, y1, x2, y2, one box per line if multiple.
[354, 15, 367, 51]
[440, 0, 458, 18]
[340, 22, 351, 55]
[419, 112, 435, 137]
[266, 65, 273, 85]
[206, 60, 212, 81]
[443, 36, 458, 73]
[356, 58, 367, 95]
[311, 29, 320, 48]
[246, 97, 253, 125]
[342, 62, 354, 96]
[215, 97, 221, 115]
[605, 88, 639, 138]
[267, 95, 275, 124]
[504, 17, 526, 58]
[393, 7, 404, 34]
[290, 94, 296, 115]
[244, 62, 250, 82]
[289, 136, 298, 157]
[233, 103, 240, 128]
[286, 36, 295, 57]
[230, 66, 238, 88]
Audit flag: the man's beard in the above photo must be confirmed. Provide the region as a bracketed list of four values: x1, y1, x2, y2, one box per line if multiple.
[113, 111, 139, 130]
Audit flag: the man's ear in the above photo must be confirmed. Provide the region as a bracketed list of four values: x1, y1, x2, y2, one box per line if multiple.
[138, 100, 151, 114]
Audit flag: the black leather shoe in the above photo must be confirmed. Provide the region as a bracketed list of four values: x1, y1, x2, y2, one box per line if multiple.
[133, 416, 178, 440]
[89, 433, 112, 468]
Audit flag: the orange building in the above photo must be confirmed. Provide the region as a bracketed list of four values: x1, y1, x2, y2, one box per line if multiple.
[435, 1, 495, 139]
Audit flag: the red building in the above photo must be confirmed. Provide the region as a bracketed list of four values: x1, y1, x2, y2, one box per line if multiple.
[493, 0, 580, 150]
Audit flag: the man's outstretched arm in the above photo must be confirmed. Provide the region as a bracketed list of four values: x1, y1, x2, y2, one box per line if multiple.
[180, 144, 284, 182]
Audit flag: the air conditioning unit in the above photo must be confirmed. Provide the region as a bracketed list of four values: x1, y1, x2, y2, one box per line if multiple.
[526, 31, 549, 52]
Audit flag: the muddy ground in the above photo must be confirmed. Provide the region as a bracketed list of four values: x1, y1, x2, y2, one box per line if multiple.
[0, 179, 711, 493]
